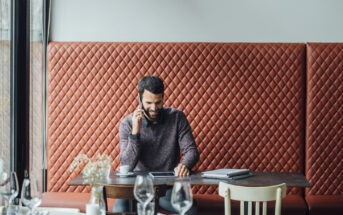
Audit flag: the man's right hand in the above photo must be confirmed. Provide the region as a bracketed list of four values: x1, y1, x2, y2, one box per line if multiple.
[131, 109, 144, 135]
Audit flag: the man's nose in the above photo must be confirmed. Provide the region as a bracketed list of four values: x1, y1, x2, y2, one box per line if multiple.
[151, 104, 157, 111]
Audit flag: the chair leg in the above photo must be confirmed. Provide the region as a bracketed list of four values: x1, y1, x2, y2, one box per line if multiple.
[263, 202, 267, 215]
[103, 187, 108, 211]
[255, 202, 260, 215]
[224, 189, 231, 215]
[248, 201, 252, 215]
[240, 201, 245, 215]
[275, 188, 282, 215]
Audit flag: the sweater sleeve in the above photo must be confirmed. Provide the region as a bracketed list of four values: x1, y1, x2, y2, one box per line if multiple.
[119, 116, 141, 171]
[177, 111, 200, 171]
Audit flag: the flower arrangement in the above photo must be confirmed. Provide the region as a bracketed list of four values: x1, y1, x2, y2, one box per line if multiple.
[69, 153, 112, 187]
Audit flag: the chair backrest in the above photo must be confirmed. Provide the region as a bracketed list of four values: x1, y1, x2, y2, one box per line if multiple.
[219, 182, 286, 215]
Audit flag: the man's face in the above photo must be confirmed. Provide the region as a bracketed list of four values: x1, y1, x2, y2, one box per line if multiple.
[141, 90, 163, 121]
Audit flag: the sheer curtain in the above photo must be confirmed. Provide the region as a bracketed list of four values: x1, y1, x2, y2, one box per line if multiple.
[29, 0, 44, 183]
[0, 0, 11, 177]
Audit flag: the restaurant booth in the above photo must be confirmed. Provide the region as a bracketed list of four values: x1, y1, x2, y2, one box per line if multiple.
[42, 42, 343, 215]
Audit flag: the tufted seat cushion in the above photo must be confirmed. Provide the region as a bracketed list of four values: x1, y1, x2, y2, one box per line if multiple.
[306, 195, 343, 215]
[41, 192, 115, 212]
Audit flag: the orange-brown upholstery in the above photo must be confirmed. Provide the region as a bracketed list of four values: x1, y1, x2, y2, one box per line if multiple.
[305, 43, 343, 215]
[41, 192, 115, 212]
[46, 42, 310, 214]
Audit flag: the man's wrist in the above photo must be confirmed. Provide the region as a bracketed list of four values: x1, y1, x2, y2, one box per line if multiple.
[131, 128, 140, 135]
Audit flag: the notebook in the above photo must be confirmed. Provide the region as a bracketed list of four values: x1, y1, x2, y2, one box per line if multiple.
[202, 169, 252, 179]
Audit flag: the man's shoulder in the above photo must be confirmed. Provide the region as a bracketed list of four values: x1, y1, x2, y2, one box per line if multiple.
[163, 107, 185, 116]
[163, 107, 188, 122]
[121, 113, 133, 126]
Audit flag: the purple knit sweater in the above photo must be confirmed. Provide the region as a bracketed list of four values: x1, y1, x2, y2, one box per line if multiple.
[119, 107, 199, 172]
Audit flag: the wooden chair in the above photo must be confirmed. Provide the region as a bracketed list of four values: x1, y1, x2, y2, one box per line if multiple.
[218, 182, 286, 215]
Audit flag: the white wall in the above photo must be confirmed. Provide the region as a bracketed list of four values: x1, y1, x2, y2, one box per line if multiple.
[51, 0, 343, 42]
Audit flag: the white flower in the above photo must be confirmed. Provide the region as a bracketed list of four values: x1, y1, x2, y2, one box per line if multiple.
[69, 153, 112, 187]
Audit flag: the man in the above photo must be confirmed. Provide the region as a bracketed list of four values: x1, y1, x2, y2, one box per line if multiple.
[113, 76, 199, 214]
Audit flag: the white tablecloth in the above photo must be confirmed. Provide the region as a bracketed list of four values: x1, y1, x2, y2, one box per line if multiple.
[0, 206, 85, 215]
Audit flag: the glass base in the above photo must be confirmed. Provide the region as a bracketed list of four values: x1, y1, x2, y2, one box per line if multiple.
[137, 202, 155, 215]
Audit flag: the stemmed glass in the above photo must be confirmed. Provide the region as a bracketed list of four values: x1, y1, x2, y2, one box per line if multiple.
[21, 178, 43, 215]
[134, 175, 154, 215]
[0, 171, 19, 213]
[171, 178, 193, 215]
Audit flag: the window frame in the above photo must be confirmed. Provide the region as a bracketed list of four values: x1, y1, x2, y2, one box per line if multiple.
[10, 0, 31, 189]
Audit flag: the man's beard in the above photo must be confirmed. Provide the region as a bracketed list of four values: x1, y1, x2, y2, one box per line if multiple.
[143, 106, 162, 122]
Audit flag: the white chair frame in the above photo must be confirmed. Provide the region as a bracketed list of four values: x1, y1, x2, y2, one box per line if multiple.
[218, 182, 286, 215]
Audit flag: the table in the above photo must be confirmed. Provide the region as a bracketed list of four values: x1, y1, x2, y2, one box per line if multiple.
[69, 171, 311, 212]
[69, 171, 311, 187]
[69, 171, 310, 213]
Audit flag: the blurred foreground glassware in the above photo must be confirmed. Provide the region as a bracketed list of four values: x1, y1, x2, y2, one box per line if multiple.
[21, 178, 42, 215]
[86, 185, 106, 215]
[171, 178, 193, 215]
[137, 201, 154, 215]
[0, 171, 19, 215]
[134, 175, 154, 215]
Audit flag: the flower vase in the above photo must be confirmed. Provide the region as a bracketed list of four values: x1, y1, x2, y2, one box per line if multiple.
[86, 186, 106, 215]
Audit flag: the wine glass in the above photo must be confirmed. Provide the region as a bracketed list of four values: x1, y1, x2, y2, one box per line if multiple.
[171, 178, 193, 215]
[0, 171, 19, 212]
[21, 178, 42, 215]
[134, 175, 154, 215]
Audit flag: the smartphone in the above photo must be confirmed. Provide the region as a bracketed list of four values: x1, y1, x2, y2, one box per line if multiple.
[138, 95, 143, 109]
[138, 95, 149, 126]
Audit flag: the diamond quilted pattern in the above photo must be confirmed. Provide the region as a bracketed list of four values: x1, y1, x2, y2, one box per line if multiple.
[306, 43, 343, 195]
[47, 42, 305, 195]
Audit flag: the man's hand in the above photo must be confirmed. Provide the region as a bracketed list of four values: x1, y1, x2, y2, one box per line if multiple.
[174, 163, 190, 177]
[132, 109, 144, 135]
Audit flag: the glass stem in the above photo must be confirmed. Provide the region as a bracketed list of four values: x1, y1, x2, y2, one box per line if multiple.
[142, 204, 146, 215]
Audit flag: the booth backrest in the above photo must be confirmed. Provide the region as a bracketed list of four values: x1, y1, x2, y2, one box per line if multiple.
[306, 43, 343, 196]
[47, 42, 306, 194]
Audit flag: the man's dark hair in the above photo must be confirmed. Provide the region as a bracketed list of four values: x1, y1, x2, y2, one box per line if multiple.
[138, 76, 164, 99]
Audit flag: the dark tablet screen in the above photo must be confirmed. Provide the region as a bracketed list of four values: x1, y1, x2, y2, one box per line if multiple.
[149, 172, 176, 177]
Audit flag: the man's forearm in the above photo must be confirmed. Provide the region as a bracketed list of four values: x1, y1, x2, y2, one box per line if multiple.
[120, 136, 141, 171]
[119, 119, 141, 171]
[178, 112, 200, 171]
[181, 147, 200, 171]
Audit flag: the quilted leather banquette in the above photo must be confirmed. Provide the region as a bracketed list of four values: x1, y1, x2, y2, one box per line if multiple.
[305, 43, 343, 215]
[42, 42, 343, 215]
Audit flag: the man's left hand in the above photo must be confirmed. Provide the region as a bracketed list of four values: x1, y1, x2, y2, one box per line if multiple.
[174, 164, 190, 177]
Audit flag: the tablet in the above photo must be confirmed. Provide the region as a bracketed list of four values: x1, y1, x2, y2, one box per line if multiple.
[148, 172, 176, 178]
